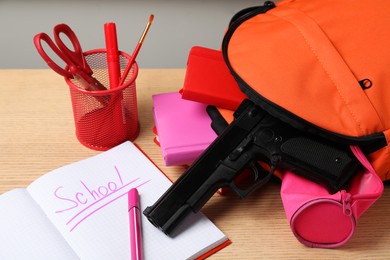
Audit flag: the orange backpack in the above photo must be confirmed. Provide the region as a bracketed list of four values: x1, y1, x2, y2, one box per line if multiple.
[222, 0, 390, 180]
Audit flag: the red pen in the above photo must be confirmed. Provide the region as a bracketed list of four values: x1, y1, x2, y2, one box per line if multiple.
[128, 188, 143, 260]
[104, 22, 121, 89]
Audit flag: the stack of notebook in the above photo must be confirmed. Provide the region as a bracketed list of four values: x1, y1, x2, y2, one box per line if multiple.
[152, 46, 241, 167]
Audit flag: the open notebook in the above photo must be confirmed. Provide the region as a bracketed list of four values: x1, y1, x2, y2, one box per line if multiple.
[0, 142, 229, 259]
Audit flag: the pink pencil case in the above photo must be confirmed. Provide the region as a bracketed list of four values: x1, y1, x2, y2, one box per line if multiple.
[280, 146, 383, 248]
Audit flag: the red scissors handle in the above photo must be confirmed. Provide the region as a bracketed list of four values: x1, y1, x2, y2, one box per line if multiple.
[53, 24, 93, 75]
[34, 24, 106, 91]
[33, 33, 74, 78]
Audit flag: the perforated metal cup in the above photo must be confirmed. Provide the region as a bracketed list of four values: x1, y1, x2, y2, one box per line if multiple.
[65, 49, 139, 150]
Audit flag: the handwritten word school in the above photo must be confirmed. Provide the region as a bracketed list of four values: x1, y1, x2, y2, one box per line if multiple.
[54, 165, 151, 232]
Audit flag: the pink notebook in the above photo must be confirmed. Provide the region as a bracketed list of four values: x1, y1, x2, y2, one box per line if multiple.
[152, 92, 218, 166]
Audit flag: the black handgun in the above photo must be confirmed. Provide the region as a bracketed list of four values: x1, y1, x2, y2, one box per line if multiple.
[144, 99, 362, 236]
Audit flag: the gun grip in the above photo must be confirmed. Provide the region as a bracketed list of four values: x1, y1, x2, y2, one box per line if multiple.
[280, 137, 361, 193]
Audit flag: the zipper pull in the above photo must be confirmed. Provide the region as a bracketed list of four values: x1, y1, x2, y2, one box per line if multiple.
[264, 1, 276, 7]
[341, 190, 352, 216]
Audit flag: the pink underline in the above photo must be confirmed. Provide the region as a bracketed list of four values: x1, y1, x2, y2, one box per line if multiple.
[65, 177, 140, 226]
[69, 179, 151, 232]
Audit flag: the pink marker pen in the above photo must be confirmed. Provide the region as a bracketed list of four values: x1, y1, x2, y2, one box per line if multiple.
[128, 188, 143, 260]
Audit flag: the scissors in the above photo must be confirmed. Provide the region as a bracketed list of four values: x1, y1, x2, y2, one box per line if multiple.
[34, 24, 106, 91]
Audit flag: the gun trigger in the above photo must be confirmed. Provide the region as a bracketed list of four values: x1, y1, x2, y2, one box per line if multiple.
[229, 136, 253, 161]
[229, 161, 273, 198]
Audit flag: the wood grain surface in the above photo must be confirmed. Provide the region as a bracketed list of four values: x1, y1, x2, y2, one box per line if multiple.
[1, 69, 390, 259]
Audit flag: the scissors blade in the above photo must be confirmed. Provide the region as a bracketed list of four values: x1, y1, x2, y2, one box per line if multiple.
[76, 70, 107, 91]
[73, 74, 109, 106]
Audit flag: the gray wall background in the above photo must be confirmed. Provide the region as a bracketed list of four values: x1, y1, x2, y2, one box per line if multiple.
[0, 0, 267, 69]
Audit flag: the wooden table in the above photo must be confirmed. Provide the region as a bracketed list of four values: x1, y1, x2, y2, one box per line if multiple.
[1, 69, 390, 259]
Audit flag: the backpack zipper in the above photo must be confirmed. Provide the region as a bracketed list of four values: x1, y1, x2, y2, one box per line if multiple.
[228, 1, 276, 28]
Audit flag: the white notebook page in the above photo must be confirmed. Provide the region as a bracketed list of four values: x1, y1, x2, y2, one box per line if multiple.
[0, 189, 78, 259]
[24, 141, 227, 259]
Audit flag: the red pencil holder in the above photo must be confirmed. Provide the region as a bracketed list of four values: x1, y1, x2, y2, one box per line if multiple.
[65, 49, 139, 151]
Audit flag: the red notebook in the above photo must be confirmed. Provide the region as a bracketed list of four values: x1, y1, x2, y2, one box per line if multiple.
[180, 46, 247, 110]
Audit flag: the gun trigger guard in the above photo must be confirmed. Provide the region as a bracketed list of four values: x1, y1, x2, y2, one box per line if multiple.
[229, 161, 274, 199]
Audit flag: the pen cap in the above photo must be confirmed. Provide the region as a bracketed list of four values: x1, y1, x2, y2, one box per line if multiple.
[104, 23, 120, 63]
[128, 188, 140, 211]
[104, 23, 119, 52]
